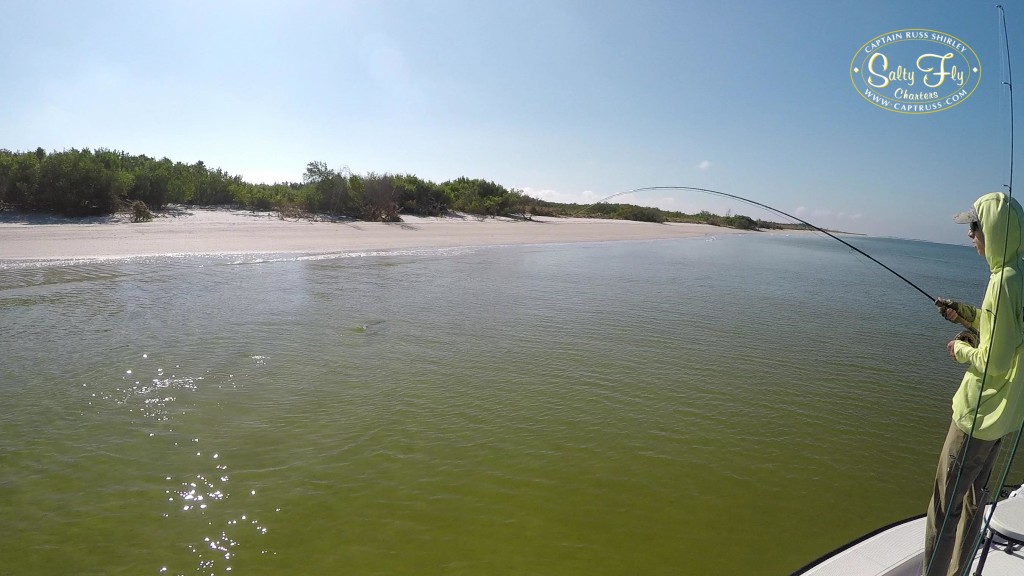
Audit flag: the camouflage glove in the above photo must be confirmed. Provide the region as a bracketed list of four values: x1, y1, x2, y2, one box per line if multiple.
[954, 328, 979, 348]
[936, 298, 977, 324]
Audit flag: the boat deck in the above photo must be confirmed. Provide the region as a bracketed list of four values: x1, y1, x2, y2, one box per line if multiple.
[794, 514, 1024, 576]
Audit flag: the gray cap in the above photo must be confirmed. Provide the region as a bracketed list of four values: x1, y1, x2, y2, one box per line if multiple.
[953, 206, 978, 224]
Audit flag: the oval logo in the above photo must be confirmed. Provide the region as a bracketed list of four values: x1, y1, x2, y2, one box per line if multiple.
[850, 29, 981, 114]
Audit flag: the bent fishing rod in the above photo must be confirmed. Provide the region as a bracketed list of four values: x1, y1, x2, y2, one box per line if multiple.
[579, 185, 937, 303]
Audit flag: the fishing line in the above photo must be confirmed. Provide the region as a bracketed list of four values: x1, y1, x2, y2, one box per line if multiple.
[956, 6, 1022, 576]
[579, 185, 937, 302]
[932, 6, 1018, 575]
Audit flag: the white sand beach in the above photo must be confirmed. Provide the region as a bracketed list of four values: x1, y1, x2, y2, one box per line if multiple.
[0, 206, 746, 261]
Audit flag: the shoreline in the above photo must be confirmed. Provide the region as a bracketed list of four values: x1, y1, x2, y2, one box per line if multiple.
[0, 206, 756, 261]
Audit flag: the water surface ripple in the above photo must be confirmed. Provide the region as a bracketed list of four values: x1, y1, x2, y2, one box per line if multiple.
[0, 235, 1003, 574]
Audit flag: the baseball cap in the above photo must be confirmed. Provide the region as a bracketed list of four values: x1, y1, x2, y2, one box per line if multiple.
[953, 206, 978, 224]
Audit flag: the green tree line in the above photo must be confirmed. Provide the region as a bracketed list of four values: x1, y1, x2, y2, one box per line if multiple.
[0, 147, 794, 231]
[0, 147, 541, 221]
[531, 203, 810, 231]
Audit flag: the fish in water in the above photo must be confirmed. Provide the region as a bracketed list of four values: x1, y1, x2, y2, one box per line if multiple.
[351, 321, 384, 334]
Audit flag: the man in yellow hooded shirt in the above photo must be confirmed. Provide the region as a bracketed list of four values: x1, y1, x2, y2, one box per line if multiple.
[924, 192, 1024, 576]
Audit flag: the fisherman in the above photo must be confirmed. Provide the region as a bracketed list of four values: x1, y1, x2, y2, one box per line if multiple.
[925, 192, 1024, 576]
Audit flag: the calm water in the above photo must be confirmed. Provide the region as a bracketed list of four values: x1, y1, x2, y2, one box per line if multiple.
[0, 233, 1011, 575]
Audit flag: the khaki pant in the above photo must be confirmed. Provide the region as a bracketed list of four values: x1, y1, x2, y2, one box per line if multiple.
[923, 421, 1002, 576]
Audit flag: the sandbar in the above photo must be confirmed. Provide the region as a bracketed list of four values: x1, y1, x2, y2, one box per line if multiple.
[0, 206, 746, 261]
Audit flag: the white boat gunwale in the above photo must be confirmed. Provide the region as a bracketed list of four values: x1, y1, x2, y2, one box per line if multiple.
[791, 514, 925, 575]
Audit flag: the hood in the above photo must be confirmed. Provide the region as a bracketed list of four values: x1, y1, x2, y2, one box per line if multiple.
[975, 192, 1024, 271]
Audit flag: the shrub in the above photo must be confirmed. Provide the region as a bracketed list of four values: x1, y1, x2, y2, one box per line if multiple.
[131, 200, 153, 222]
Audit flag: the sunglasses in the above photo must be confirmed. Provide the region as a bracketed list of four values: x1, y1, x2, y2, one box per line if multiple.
[970, 220, 980, 234]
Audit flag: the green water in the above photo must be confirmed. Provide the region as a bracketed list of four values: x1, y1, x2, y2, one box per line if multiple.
[0, 235, 1010, 575]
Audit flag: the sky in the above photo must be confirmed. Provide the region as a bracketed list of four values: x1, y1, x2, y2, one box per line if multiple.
[1, 0, 1021, 244]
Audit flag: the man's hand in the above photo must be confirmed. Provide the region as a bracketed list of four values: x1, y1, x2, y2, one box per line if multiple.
[947, 329, 979, 359]
[936, 298, 976, 326]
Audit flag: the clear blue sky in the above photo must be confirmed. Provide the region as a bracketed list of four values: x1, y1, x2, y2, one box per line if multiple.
[1, 0, 1020, 244]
